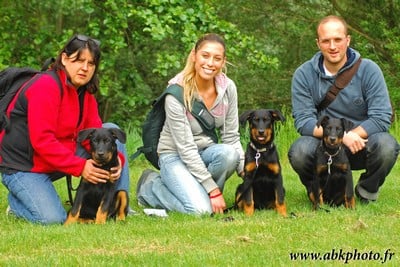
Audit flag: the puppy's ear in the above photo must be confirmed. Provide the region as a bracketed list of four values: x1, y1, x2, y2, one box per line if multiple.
[109, 128, 127, 144]
[316, 115, 329, 127]
[77, 128, 97, 142]
[239, 110, 254, 126]
[341, 118, 354, 132]
[270, 109, 286, 122]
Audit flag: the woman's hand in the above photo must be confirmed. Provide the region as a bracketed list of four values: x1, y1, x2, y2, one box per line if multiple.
[209, 189, 226, 214]
[81, 159, 111, 184]
[109, 157, 122, 182]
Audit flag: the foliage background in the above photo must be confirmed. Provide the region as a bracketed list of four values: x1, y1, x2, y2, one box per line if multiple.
[0, 0, 399, 130]
[0, 2, 399, 265]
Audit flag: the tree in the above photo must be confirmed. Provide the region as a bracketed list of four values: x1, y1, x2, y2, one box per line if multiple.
[1, 0, 399, 129]
[0, 0, 279, 128]
[213, 0, 400, 112]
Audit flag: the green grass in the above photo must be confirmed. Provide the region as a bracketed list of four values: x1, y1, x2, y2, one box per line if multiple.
[0, 116, 399, 266]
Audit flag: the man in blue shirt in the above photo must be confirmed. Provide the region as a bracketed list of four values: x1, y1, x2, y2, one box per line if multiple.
[288, 15, 399, 203]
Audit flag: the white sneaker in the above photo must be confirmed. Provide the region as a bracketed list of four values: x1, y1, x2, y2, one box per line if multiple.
[127, 207, 138, 216]
[5, 205, 13, 216]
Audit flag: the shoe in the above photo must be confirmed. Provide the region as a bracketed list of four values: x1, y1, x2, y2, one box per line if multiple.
[136, 169, 157, 207]
[5, 205, 14, 216]
[127, 207, 138, 216]
[355, 184, 375, 204]
[355, 190, 369, 204]
[136, 169, 155, 196]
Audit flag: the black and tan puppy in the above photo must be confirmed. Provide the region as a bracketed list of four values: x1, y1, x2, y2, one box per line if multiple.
[235, 109, 287, 217]
[311, 115, 355, 210]
[64, 127, 128, 225]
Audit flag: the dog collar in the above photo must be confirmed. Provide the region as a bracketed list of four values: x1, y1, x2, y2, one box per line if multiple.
[321, 141, 341, 159]
[250, 142, 273, 167]
[250, 142, 273, 153]
[323, 146, 341, 175]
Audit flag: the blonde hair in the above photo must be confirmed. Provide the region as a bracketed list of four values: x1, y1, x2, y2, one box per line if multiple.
[181, 33, 226, 111]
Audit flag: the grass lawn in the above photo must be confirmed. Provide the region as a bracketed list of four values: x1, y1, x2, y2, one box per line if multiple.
[0, 117, 399, 266]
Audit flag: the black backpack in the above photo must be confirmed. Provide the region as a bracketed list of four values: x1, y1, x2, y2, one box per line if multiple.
[131, 84, 218, 169]
[0, 59, 76, 204]
[0, 58, 62, 132]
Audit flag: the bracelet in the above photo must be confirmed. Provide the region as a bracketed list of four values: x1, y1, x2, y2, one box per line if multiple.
[209, 192, 222, 199]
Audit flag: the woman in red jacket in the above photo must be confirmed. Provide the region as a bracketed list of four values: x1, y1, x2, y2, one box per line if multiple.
[0, 35, 130, 224]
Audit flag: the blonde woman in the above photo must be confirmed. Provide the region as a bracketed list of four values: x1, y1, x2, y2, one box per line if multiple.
[137, 33, 244, 215]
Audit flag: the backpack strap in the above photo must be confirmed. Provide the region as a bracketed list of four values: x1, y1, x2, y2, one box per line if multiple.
[41, 59, 63, 97]
[166, 84, 218, 143]
[41, 57, 56, 71]
[317, 58, 362, 112]
[130, 84, 219, 163]
[46, 69, 63, 97]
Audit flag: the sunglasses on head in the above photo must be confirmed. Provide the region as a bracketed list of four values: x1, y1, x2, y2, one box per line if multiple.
[69, 34, 101, 46]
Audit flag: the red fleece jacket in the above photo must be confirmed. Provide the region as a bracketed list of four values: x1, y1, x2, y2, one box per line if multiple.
[0, 69, 125, 176]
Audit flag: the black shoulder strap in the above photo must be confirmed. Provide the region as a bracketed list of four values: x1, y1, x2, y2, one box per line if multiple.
[130, 84, 219, 162]
[317, 58, 362, 112]
[46, 69, 63, 97]
[41, 57, 56, 71]
[41, 57, 63, 97]
[164, 84, 184, 103]
[166, 84, 218, 143]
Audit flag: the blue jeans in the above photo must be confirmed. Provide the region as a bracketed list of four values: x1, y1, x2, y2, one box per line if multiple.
[1, 122, 130, 225]
[137, 144, 240, 214]
[288, 132, 399, 201]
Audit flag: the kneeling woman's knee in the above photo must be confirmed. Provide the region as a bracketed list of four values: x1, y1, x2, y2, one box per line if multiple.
[184, 197, 212, 215]
[102, 122, 120, 129]
[191, 203, 213, 215]
[35, 212, 66, 225]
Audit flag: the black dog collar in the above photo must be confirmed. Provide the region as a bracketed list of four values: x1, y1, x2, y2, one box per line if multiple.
[250, 142, 273, 153]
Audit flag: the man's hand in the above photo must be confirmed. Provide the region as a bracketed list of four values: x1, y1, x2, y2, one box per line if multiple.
[343, 131, 368, 154]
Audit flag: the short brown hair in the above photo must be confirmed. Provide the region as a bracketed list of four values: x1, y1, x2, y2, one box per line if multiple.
[316, 15, 349, 38]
